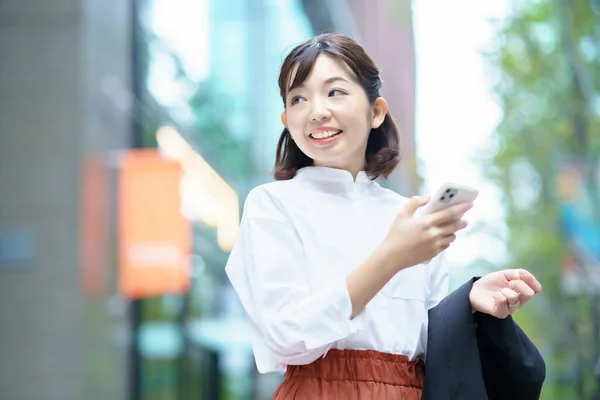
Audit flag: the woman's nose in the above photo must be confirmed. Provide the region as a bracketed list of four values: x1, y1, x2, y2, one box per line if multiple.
[309, 98, 331, 121]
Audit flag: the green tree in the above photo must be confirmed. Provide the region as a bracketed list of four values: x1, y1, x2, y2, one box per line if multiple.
[483, 0, 600, 398]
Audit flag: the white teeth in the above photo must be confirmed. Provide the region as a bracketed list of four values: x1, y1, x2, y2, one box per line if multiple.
[310, 130, 342, 139]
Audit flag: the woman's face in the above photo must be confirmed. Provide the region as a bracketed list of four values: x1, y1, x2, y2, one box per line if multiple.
[282, 54, 387, 176]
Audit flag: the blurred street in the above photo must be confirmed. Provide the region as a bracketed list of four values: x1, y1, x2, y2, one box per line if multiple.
[1, 1, 599, 399]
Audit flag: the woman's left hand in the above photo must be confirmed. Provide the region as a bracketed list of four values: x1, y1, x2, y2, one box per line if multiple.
[469, 269, 542, 319]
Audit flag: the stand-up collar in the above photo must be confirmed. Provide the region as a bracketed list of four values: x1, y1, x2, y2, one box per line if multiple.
[295, 166, 374, 191]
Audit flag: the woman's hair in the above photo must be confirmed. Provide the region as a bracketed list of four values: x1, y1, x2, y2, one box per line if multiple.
[273, 32, 401, 181]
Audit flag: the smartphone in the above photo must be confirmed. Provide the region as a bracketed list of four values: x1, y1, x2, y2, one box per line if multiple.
[418, 182, 479, 217]
[417, 182, 478, 263]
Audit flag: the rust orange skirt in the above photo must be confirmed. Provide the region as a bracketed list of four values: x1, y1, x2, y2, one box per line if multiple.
[272, 349, 424, 399]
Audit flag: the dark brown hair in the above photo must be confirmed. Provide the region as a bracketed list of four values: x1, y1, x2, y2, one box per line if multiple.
[273, 33, 401, 181]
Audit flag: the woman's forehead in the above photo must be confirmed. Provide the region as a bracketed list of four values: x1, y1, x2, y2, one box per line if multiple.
[286, 54, 357, 92]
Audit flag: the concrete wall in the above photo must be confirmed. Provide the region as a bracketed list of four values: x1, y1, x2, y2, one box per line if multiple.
[0, 1, 131, 399]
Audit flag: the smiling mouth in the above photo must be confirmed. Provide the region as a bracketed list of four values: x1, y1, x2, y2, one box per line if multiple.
[309, 130, 343, 140]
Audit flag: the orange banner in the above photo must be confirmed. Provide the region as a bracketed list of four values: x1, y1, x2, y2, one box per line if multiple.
[118, 149, 191, 299]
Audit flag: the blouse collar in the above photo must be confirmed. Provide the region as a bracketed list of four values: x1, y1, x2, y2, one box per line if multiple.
[295, 166, 374, 188]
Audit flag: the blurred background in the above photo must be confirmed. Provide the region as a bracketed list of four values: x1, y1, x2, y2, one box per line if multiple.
[0, 0, 599, 399]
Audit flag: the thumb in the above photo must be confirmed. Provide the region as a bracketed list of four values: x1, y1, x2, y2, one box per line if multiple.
[402, 196, 430, 217]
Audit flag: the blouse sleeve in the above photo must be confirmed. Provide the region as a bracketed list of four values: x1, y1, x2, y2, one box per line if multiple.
[426, 253, 450, 310]
[225, 187, 367, 373]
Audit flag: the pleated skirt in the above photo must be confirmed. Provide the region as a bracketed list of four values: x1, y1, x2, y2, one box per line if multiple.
[272, 349, 425, 399]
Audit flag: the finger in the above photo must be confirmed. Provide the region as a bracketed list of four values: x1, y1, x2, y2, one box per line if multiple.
[493, 291, 507, 303]
[439, 219, 468, 236]
[427, 202, 473, 225]
[500, 288, 520, 308]
[503, 269, 542, 293]
[493, 291, 510, 315]
[438, 233, 457, 248]
[402, 196, 430, 217]
[517, 269, 542, 293]
[509, 280, 536, 308]
[509, 279, 535, 298]
[503, 269, 521, 284]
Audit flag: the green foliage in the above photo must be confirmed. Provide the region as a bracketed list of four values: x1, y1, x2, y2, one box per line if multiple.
[483, 0, 600, 397]
[187, 81, 254, 180]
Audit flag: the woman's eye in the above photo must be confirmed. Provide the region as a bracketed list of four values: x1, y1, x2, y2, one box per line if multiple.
[290, 96, 305, 105]
[329, 89, 346, 97]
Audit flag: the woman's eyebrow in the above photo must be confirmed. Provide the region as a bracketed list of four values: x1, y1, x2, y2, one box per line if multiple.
[323, 76, 350, 85]
[288, 76, 351, 93]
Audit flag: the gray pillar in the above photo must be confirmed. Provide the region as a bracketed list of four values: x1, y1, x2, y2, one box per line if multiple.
[0, 1, 131, 399]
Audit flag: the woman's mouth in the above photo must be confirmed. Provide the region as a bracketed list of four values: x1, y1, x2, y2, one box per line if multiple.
[309, 130, 343, 144]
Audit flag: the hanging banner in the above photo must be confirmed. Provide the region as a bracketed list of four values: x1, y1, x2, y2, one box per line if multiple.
[118, 149, 191, 299]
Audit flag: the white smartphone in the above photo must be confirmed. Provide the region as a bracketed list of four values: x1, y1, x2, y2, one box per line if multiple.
[417, 182, 478, 263]
[418, 182, 479, 217]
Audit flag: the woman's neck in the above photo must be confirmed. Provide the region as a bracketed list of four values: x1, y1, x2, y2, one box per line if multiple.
[312, 161, 365, 182]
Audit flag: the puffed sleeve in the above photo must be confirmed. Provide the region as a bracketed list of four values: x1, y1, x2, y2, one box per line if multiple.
[225, 186, 366, 373]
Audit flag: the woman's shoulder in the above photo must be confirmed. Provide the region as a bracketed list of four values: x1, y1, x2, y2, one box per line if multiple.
[242, 180, 299, 220]
[246, 179, 298, 203]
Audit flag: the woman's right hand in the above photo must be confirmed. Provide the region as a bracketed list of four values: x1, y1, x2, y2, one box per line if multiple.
[382, 196, 472, 271]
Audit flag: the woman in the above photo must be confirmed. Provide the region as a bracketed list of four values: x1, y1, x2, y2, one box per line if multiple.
[225, 33, 545, 399]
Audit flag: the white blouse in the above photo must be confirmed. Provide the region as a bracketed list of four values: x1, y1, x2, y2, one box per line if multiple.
[225, 166, 449, 373]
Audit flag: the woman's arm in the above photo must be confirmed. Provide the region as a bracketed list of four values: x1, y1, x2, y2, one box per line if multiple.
[345, 244, 401, 318]
[226, 187, 401, 370]
[227, 188, 470, 372]
[227, 212, 364, 369]
[349, 196, 470, 318]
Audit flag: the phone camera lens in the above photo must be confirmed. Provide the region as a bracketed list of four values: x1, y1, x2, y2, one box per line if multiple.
[445, 189, 451, 193]
[449, 194, 454, 198]
[440, 196, 445, 201]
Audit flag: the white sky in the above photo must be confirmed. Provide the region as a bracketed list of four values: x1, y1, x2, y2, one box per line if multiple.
[146, 0, 209, 107]
[413, 0, 512, 275]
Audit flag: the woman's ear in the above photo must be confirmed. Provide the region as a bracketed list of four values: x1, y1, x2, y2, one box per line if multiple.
[370, 97, 388, 129]
[281, 112, 288, 128]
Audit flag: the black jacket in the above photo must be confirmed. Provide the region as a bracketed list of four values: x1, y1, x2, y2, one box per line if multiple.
[423, 278, 546, 400]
